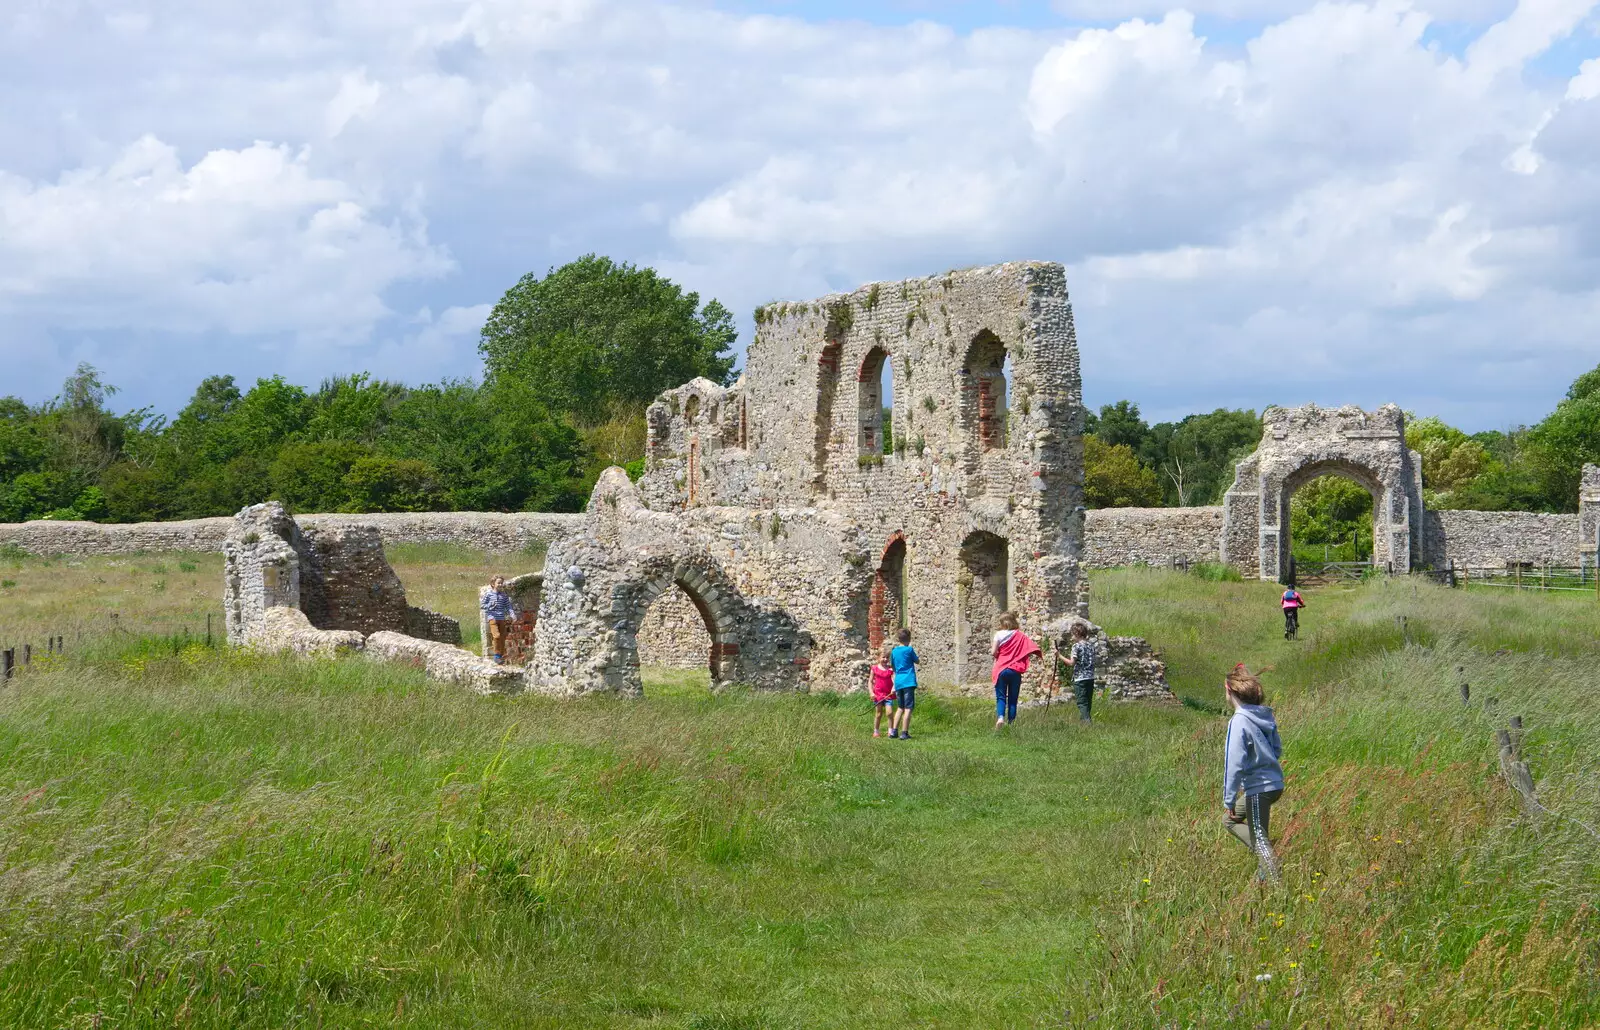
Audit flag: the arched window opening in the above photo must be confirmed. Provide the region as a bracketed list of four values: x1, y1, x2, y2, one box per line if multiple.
[636, 581, 717, 694]
[963, 331, 1008, 452]
[684, 395, 700, 423]
[957, 531, 1008, 684]
[858, 347, 892, 457]
[814, 342, 842, 485]
[869, 534, 907, 652]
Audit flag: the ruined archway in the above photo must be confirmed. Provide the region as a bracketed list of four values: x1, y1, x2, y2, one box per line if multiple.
[1222, 404, 1423, 581]
[1285, 463, 1381, 576]
[611, 557, 742, 696]
[957, 530, 1008, 685]
[635, 582, 716, 687]
[869, 532, 907, 653]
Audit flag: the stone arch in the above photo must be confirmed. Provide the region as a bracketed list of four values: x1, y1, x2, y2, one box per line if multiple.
[956, 530, 1009, 685]
[1281, 459, 1384, 571]
[1222, 404, 1423, 581]
[857, 346, 891, 456]
[869, 531, 907, 653]
[610, 555, 744, 696]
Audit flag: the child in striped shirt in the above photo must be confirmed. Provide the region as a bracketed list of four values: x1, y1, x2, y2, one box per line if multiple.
[480, 576, 518, 664]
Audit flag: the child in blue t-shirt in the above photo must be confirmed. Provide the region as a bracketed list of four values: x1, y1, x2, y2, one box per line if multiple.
[890, 628, 920, 740]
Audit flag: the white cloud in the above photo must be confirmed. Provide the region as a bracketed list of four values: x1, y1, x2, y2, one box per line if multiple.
[0, 0, 1597, 428]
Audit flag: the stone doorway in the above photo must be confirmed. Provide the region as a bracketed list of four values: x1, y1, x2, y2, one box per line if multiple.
[869, 532, 907, 654]
[957, 531, 1008, 685]
[636, 583, 716, 686]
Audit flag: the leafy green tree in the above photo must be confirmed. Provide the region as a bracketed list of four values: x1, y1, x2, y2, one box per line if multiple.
[1141, 409, 1259, 506]
[269, 440, 372, 513]
[1087, 400, 1150, 452]
[480, 255, 737, 425]
[1084, 436, 1162, 507]
[1526, 362, 1600, 512]
[304, 374, 407, 443]
[344, 457, 443, 513]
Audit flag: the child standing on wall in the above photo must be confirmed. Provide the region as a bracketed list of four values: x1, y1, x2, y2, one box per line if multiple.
[1062, 622, 1096, 723]
[991, 612, 1041, 728]
[890, 628, 920, 740]
[481, 575, 518, 665]
[1281, 586, 1306, 640]
[1222, 664, 1285, 883]
[870, 648, 897, 738]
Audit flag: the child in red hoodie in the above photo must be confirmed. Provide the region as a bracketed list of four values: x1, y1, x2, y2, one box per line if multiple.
[991, 612, 1042, 727]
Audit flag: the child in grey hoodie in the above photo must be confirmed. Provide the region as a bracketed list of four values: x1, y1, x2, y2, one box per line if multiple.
[1222, 664, 1285, 882]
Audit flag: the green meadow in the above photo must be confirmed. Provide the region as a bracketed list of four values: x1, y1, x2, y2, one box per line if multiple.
[1, 549, 1597, 1027]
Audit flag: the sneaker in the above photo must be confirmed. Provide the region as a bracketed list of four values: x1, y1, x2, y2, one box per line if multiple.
[873, 731, 881, 738]
[889, 729, 899, 738]
[491, 654, 504, 665]
[900, 732, 911, 740]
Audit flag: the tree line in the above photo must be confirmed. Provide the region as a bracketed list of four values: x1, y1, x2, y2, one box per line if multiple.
[0, 256, 735, 523]
[4, 251, 1596, 528]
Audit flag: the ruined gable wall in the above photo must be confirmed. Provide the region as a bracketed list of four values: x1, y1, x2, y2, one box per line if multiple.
[635, 262, 1088, 688]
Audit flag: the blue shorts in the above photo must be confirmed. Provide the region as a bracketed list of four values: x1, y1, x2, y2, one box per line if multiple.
[895, 686, 915, 710]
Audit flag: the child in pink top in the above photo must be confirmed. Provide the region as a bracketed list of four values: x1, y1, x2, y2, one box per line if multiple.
[870, 649, 897, 737]
[991, 612, 1042, 727]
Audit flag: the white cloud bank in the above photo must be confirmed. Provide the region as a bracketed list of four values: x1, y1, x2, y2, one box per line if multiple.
[0, 0, 1597, 428]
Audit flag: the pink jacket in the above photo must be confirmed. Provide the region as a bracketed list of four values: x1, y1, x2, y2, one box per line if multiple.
[991, 630, 1042, 683]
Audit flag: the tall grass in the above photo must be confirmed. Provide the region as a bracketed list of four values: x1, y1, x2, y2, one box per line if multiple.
[0, 570, 1597, 1025]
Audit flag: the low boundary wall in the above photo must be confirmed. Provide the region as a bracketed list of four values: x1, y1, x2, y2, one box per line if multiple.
[0, 511, 585, 557]
[1423, 511, 1581, 569]
[1084, 507, 1223, 569]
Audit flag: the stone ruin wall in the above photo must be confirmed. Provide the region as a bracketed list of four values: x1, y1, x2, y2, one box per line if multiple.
[628, 262, 1092, 694]
[1423, 511, 1582, 569]
[635, 587, 715, 670]
[1083, 507, 1225, 569]
[1, 511, 583, 558]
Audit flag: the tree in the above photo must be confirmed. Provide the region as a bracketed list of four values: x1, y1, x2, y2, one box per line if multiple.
[269, 440, 371, 513]
[344, 457, 443, 513]
[1089, 400, 1150, 452]
[1084, 436, 1162, 507]
[1290, 476, 1374, 561]
[1141, 409, 1260, 506]
[1525, 362, 1600, 512]
[480, 255, 737, 425]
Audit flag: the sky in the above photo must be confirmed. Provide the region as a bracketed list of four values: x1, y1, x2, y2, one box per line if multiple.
[2, 0, 1598, 431]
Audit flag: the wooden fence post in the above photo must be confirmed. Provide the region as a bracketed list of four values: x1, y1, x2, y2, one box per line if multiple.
[22, 644, 30, 667]
[2, 649, 12, 682]
[1497, 726, 1537, 808]
[1508, 715, 1524, 758]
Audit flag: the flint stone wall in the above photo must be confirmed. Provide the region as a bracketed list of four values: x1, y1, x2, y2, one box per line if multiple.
[1083, 507, 1224, 568]
[1423, 510, 1581, 568]
[636, 587, 715, 670]
[631, 262, 1091, 692]
[1, 511, 583, 557]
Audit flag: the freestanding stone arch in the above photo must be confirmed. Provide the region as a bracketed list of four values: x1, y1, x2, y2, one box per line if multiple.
[1222, 404, 1424, 581]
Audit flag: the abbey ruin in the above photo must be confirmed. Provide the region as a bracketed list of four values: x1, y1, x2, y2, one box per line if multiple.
[6, 259, 1599, 701]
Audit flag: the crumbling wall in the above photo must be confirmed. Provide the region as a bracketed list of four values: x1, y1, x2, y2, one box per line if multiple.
[224, 503, 460, 646]
[634, 262, 1089, 689]
[1084, 507, 1224, 568]
[1581, 464, 1600, 567]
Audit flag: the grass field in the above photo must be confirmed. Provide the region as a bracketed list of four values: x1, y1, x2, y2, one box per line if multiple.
[2, 547, 1598, 1027]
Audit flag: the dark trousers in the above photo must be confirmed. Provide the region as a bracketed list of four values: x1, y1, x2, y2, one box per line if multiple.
[994, 668, 1022, 722]
[1072, 678, 1094, 722]
[1284, 608, 1298, 638]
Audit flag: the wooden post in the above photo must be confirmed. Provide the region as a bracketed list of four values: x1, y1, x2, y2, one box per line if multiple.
[206, 613, 213, 648]
[1515, 564, 1522, 591]
[22, 644, 30, 667]
[1509, 715, 1524, 758]
[2, 649, 12, 681]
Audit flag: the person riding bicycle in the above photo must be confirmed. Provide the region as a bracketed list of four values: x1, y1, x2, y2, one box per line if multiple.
[1280, 586, 1306, 640]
